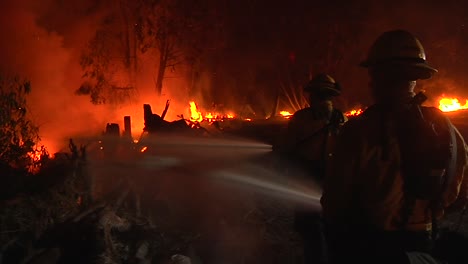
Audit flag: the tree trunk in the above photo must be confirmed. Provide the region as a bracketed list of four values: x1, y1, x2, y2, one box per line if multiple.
[120, 0, 131, 69]
[155, 41, 169, 95]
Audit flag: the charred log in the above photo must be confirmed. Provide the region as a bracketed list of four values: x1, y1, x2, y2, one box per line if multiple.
[123, 116, 132, 139]
[143, 104, 205, 135]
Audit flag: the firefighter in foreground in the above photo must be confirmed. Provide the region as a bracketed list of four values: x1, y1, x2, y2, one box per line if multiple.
[276, 73, 346, 264]
[321, 30, 468, 264]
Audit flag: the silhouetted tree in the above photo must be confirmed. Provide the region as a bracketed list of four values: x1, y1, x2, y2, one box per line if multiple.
[0, 75, 41, 167]
[135, 0, 225, 96]
[79, 1, 139, 104]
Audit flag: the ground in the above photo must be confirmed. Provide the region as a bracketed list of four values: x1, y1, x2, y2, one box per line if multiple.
[0, 135, 308, 264]
[1, 129, 468, 264]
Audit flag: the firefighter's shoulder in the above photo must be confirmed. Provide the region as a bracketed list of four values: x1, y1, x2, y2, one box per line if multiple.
[339, 110, 370, 135]
[290, 107, 316, 121]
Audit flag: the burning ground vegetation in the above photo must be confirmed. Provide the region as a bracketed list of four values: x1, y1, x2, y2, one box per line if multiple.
[2, 95, 468, 264]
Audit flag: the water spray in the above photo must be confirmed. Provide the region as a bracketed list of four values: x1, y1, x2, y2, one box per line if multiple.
[209, 167, 322, 211]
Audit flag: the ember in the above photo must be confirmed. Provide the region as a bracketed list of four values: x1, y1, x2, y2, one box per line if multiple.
[345, 109, 363, 117]
[438, 97, 468, 112]
[28, 151, 42, 161]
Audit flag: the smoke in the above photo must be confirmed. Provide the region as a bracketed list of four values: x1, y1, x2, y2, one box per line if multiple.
[86, 134, 319, 261]
[0, 0, 202, 153]
[0, 0, 102, 152]
[1, 0, 467, 153]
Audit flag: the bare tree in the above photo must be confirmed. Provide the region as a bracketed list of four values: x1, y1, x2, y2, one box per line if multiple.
[135, 0, 184, 95]
[78, 1, 139, 105]
[135, 0, 224, 96]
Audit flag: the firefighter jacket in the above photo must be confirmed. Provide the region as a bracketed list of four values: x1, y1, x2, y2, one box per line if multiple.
[276, 107, 347, 183]
[321, 104, 468, 233]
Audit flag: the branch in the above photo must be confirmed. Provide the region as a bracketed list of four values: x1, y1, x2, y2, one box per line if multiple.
[166, 60, 183, 68]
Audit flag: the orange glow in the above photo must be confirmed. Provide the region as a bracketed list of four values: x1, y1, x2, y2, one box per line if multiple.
[205, 112, 214, 120]
[188, 101, 236, 122]
[140, 146, 148, 152]
[279, 111, 293, 118]
[28, 151, 42, 161]
[189, 101, 203, 122]
[438, 97, 468, 112]
[245, 118, 252, 121]
[345, 109, 363, 117]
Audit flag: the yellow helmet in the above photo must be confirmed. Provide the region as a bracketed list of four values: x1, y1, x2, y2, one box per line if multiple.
[304, 73, 341, 96]
[360, 30, 437, 79]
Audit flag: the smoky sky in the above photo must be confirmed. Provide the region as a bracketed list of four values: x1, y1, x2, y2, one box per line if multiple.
[0, 0, 467, 150]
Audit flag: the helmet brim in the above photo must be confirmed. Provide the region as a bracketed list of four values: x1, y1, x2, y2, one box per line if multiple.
[307, 87, 341, 97]
[360, 60, 438, 80]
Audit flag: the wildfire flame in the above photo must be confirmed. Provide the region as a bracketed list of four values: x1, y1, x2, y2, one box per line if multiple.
[189, 101, 203, 122]
[205, 112, 214, 121]
[438, 97, 468, 112]
[279, 111, 293, 118]
[342, 96, 468, 116]
[345, 109, 363, 117]
[28, 151, 42, 161]
[189, 101, 235, 122]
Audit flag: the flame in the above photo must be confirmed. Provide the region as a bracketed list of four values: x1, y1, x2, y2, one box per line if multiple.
[279, 111, 293, 118]
[345, 109, 363, 117]
[188, 101, 235, 122]
[140, 146, 148, 152]
[205, 112, 214, 120]
[28, 151, 42, 161]
[438, 97, 468, 112]
[189, 101, 203, 122]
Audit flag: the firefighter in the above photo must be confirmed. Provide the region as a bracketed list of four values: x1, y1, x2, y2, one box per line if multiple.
[276, 73, 347, 264]
[321, 30, 468, 264]
[279, 74, 347, 181]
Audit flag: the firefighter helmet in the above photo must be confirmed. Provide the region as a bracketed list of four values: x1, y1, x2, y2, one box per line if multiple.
[360, 30, 437, 79]
[304, 73, 341, 96]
